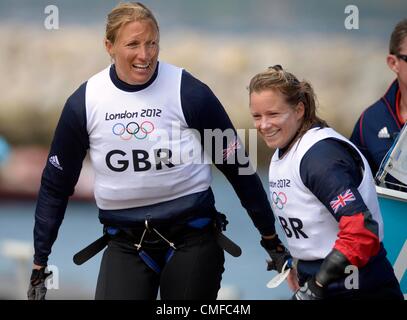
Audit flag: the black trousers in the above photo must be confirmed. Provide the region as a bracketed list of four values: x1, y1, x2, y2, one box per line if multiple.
[95, 227, 225, 300]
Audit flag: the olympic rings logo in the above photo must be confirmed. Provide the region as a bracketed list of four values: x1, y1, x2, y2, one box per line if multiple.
[112, 121, 155, 140]
[272, 191, 287, 210]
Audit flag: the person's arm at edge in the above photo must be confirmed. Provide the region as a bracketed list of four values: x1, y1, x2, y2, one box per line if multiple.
[33, 82, 89, 268]
[180, 70, 276, 237]
[300, 138, 380, 288]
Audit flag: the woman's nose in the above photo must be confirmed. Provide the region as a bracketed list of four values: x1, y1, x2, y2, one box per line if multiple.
[259, 118, 271, 131]
[137, 45, 149, 60]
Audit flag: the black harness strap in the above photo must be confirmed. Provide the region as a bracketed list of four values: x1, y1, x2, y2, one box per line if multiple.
[215, 232, 241, 257]
[73, 213, 242, 266]
[73, 234, 109, 265]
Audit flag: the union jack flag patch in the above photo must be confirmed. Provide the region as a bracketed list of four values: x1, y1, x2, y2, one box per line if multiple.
[223, 137, 241, 161]
[330, 189, 356, 214]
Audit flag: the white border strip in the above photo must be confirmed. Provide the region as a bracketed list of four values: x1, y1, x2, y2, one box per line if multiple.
[375, 186, 407, 202]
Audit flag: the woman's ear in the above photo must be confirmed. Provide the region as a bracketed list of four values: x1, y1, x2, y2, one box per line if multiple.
[105, 39, 114, 59]
[295, 101, 305, 120]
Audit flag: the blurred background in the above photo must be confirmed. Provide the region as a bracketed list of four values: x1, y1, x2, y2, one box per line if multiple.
[0, 0, 405, 299]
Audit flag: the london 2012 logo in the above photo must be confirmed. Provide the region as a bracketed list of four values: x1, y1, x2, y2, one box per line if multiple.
[112, 121, 155, 140]
[272, 191, 287, 210]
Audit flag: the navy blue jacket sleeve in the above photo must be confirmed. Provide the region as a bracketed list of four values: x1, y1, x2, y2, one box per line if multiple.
[300, 138, 380, 285]
[300, 138, 367, 219]
[180, 70, 276, 236]
[33, 82, 89, 265]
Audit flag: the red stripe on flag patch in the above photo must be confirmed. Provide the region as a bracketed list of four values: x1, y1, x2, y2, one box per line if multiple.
[330, 189, 355, 214]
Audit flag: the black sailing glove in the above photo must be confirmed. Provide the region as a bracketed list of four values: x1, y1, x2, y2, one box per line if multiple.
[292, 276, 324, 300]
[27, 267, 53, 300]
[260, 235, 293, 273]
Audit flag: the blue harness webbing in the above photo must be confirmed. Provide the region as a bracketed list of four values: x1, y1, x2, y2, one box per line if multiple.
[107, 217, 212, 274]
